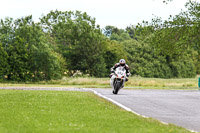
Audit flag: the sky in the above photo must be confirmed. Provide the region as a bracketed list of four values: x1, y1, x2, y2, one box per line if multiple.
[0, 0, 196, 29]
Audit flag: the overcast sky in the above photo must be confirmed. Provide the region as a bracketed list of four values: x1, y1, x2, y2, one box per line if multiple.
[0, 0, 195, 29]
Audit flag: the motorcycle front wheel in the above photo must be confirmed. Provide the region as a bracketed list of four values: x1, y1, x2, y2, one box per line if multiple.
[113, 81, 121, 94]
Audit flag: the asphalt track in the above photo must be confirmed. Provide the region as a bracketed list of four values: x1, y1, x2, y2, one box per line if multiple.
[1, 87, 200, 132]
[93, 88, 200, 132]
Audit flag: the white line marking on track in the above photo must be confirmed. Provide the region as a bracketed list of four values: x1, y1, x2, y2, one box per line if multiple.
[83, 89, 152, 118]
[84, 88, 199, 133]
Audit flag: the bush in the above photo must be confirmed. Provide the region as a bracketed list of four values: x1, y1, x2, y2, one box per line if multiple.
[123, 40, 196, 78]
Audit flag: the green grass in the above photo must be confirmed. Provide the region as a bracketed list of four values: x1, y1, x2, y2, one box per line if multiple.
[0, 90, 191, 133]
[0, 76, 199, 90]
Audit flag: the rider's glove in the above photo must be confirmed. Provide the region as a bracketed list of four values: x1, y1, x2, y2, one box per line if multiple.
[126, 73, 130, 77]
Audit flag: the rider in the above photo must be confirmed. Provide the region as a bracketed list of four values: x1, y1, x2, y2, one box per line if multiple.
[110, 59, 130, 88]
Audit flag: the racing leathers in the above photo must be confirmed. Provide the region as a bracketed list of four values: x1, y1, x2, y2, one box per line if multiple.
[110, 63, 130, 89]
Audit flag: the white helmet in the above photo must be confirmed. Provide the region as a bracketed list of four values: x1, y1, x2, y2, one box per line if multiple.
[119, 59, 126, 66]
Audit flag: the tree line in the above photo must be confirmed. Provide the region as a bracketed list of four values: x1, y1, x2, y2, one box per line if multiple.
[0, 0, 199, 81]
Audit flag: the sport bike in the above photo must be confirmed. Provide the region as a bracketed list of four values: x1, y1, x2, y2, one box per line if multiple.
[110, 66, 127, 94]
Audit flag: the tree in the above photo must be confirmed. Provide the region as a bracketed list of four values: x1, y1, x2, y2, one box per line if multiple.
[0, 43, 9, 81]
[40, 10, 109, 77]
[30, 42, 65, 80]
[13, 16, 65, 80]
[145, 1, 200, 56]
[103, 25, 121, 37]
[103, 39, 127, 75]
[123, 40, 172, 78]
[0, 16, 65, 81]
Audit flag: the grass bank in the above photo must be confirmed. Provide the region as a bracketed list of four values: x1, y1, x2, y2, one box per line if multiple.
[0, 76, 199, 90]
[0, 90, 191, 133]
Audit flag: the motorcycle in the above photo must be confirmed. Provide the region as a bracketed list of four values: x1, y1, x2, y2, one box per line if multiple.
[110, 66, 127, 94]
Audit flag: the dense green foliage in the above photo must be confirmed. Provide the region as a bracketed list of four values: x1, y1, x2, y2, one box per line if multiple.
[39, 10, 124, 77]
[0, 16, 65, 81]
[104, 0, 199, 78]
[0, 0, 199, 81]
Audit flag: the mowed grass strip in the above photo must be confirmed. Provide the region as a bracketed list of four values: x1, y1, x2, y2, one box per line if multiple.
[0, 76, 198, 89]
[0, 90, 191, 133]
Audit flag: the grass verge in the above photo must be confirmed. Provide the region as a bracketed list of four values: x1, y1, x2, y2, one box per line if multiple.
[0, 90, 191, 133]
[0, 76, 199, 90]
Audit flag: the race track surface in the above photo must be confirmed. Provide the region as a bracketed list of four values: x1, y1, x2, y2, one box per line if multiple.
[93, 88, 200, 132]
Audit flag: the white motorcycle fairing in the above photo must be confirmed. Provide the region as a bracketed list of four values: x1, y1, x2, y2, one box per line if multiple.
[110, 66, 127, 94]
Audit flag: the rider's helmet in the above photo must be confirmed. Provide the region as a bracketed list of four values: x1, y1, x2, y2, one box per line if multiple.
[119, 59, 126, 66]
